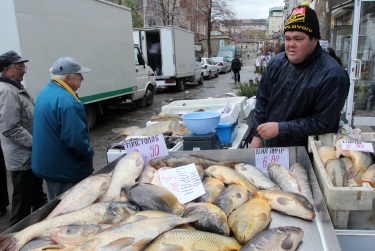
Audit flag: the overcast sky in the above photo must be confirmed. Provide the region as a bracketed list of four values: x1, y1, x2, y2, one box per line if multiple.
[232, 0, 285, 19]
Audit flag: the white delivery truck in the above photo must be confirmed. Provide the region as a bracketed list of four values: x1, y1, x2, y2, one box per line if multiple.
[0, 0, 156, 128]
[133, 26, 203, 91]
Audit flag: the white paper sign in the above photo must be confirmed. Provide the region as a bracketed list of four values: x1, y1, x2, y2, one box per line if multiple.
[341, 141, 374, 153]
[255, 148, 289, 171]
[159, 164, 205, 204]
[123, 134, 169, 162]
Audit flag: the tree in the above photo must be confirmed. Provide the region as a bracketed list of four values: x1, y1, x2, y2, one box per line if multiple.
[109, 0, 144, 28]
[314, 0, 332, 41]
[197, 0, 234, 57]
[146, 0, 188, 28]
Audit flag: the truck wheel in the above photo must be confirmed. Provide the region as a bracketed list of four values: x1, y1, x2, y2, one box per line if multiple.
[144, 86, 154, 106]
[85, 105, 97, 130]
[198, 74, 204, 85]
[176, 78, 186, 91]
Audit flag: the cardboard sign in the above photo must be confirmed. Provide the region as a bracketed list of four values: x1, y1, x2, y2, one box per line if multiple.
[123, 134, 169, 162]
[341, 141, 374, 153]
[159, 164, 205, 204]
[255, 148, 289, 171]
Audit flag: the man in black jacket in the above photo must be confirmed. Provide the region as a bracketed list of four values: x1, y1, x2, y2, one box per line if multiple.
[250, 3, 350, 148]
[231, 55, 241, 83]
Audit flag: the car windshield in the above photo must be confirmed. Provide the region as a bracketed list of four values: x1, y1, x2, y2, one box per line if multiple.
[211, 57, 222, 63]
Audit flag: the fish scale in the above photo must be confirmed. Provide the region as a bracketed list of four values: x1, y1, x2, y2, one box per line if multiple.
[144, 229, 242, 251]
[267, 162, 300, 194]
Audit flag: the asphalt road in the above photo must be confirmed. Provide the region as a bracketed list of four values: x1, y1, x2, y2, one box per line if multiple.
[0, 59, 255, 233]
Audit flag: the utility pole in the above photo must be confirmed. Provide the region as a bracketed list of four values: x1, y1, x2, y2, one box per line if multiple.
[313, 0, 332, 42]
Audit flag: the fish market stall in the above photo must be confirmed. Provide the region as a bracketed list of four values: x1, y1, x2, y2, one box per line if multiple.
[1, 147, 341, 251]
[308, 132, 375, 250]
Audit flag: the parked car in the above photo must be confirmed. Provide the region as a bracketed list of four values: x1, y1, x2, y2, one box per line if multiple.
[192, 60, 204, 85]
[211, 56, 231, 73]
[200, 57, 219, 80]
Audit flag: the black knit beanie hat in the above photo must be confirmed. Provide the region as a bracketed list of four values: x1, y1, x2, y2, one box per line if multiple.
[284, 2, 321, 39]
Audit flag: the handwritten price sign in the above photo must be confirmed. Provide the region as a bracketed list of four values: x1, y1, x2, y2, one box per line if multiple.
[159, 164, 205, 204]
[255, 148, 289, 171]
[341, 141, 374, 153]
[123, 134, 169, 162]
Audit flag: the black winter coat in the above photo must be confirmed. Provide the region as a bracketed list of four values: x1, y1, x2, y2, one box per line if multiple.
[251, 46, 350, 147]
[231, 58, 241, 71]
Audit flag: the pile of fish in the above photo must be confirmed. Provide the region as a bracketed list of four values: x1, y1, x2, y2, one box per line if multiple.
[0, 151, 316, 251]
[318, 135, 375, 187]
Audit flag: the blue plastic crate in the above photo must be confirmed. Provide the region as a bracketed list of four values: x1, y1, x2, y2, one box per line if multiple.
[215, 120, 238, 145]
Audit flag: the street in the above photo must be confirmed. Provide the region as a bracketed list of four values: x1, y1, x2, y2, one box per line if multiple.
[0, 59, 255, 233]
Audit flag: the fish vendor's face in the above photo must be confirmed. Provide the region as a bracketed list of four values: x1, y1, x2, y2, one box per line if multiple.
[284, 31, 318, 64]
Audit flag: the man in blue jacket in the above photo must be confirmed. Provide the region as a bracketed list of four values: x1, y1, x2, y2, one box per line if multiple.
[32, 57, 94, 201]
[250, 3, 350, 148]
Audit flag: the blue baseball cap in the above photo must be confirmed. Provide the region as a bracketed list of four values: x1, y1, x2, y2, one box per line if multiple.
[51, 57, 91, 74]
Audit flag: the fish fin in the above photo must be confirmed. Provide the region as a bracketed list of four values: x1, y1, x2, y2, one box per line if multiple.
[189, 153, 206, 158]
[132, 238, 153, 249]
[0, 234, 18, 251]
[99, 216, 124, 225]
[252, 191, 263, 199]
[226, 161, 242, 168]
[111, 127, 126, 134]
[257, 212, 269, 221]
[281, 233, 294, 250]
[100, 237, 134, 250]
[122, 183, 139, 197]
[159, 243, 185, 251]
[38, 243, 66, 250]
[119, 189, 128, 202]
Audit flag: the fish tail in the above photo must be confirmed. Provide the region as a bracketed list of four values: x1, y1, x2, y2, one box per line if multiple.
[0, 234, 17, 251]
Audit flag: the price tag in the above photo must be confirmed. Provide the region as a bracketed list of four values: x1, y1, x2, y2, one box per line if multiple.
[255, 148, 289, 171]
[341, 141, 374, 153]
[159, 164, 205, 204]
[123, 134, 169, 162]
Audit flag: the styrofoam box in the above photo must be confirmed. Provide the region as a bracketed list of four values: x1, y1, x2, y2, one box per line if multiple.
[106, 140, 183, 164]
[146, 104, 239, 127]
[308, 133, 375, 229]
[161, 97, 247, 122]
[217, 103, 239, 125]
[244, 97, 256, 118]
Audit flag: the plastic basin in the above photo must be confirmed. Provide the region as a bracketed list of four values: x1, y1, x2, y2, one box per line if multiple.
[181, 112, 221, 134]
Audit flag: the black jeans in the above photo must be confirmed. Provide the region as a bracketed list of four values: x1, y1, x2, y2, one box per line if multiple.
[233, 70, 240, 82]
[10, 169, 47, 226]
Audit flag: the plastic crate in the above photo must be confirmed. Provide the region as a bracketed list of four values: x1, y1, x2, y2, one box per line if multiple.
[161, 97, 247, 122]
[308, 133, 375, 229]
[215, 120, 238, 145]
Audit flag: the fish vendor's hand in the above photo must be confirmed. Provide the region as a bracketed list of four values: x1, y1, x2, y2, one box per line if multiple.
[250, 136, 264, 148]
[257, 122, 279, 140]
